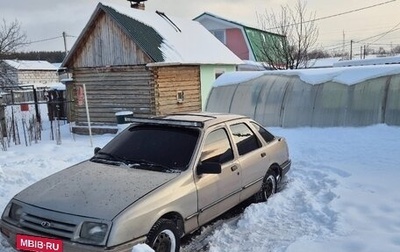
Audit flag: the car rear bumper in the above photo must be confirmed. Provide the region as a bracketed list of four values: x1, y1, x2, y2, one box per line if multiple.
[1, 220, 146, 252]
[281, 159, 291, 176]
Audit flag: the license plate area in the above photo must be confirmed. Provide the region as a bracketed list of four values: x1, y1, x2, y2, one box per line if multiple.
[16, 234, 63, 252]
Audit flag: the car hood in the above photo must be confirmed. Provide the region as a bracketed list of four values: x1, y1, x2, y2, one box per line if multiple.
[14, 160, 180, 220]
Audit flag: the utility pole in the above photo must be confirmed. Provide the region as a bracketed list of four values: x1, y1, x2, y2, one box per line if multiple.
[391, 42, 393, 55]
[62, 32, 68, 57]
[342, 30, 345, 59]
[350, 40, 353, 60]
[360, 46, 363, 59]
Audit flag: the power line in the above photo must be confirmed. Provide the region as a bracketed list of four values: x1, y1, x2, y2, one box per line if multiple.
[355, 26, 400, 43]
[324, 41, 351, 52]
[27, 36, 63, 45]
[266, 0, 397, 30]
[321, 14, 400, 51]
[321, 37, 400, 55]
[321, 23, 400, 51]
[368, 42, 400, 46]
[324, 37, 400, 52]
[312, 0, 397, 23]
[25, 33, 77, 45]
[367, 21, 400, 44]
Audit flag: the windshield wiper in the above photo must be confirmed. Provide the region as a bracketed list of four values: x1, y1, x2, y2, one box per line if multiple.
[128, 159, 174, 172]
[91, 151, 128, 166]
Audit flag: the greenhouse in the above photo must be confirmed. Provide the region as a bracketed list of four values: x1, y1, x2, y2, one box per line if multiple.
[206, 65, 400, 127]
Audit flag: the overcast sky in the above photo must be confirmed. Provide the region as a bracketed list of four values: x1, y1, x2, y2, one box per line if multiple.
[1, 0, 399, 56]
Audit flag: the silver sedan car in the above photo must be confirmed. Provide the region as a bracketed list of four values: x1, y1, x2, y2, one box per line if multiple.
[1, 113, 291, 252]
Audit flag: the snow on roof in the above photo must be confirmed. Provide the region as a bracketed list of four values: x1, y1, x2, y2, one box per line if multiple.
[49, 82, 66, 90]
[52, 63, 63, 69]
[101, 2, 243, 65]
[3, 60, 57, 70]
[20, 82, 65, 90]
[308, 57, 342, 68]
[214, 64, 400, 87]
[333, 55, 400, 67]
[215, 71, 265, 86]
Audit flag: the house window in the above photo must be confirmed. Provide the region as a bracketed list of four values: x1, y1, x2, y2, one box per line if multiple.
[211, 30, 226, 44]
[215, 69, 225, 80]
[177, 91, 184, 104]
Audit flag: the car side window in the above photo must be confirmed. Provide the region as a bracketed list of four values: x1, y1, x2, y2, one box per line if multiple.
[251, 122, 275, 143]
[201, 128, 234, 164]
[230, 123, 261, 156]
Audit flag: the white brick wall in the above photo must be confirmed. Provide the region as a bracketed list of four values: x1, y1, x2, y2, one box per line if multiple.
[18, 70, 59, 84]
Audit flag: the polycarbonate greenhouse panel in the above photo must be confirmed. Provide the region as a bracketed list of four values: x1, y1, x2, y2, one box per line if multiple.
[206, 72, 400, 127]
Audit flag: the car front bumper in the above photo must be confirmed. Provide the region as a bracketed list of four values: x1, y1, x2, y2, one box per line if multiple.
[0, 220, 146, 252]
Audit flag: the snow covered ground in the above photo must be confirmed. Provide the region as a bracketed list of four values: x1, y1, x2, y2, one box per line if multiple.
[208, 125, 400, 252]
[1, 113, 400, 251]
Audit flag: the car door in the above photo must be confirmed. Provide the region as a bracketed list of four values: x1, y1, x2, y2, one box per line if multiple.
[228, 122, 270, 201]
[195, 127, 241, 226]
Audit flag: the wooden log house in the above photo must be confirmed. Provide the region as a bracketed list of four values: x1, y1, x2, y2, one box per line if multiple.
[61, 3, 242, 134]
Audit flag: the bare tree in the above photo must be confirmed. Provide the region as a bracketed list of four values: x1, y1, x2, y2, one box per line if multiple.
[0, 19, 27, 88]
[0, 19, 27, 56]
[391, 45, 400, 55]
[308, 49, 330, 59]
[377, 46, 387, 56]
[257, 0, 319, 69]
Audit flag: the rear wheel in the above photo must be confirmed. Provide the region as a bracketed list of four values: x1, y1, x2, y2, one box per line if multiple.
[146, 219, 180, 252]
[256, 170, 277, 202]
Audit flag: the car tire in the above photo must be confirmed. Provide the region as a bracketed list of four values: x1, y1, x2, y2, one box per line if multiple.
[255, 170, 277, 202]
[146, 218, 180, 252]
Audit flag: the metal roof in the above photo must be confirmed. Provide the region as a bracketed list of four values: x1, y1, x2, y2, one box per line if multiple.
[62, 3, 242, 67]
[101, 5, 164, 62]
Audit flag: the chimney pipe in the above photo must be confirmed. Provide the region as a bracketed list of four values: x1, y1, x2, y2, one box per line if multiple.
[135, 3, 145, 10]
[128, 0, 146, 10]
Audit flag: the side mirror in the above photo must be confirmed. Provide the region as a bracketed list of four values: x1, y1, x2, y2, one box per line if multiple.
[197, 162, 222, 175]
[94, 147, 101, 155]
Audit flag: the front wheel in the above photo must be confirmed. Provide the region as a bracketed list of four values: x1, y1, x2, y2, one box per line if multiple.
[146, 219, 180, 252]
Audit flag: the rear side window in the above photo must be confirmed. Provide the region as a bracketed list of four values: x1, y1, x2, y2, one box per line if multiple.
[251, 122, 275, 143]
[230, 123, 261, 156]
[201, 128, 233, 164]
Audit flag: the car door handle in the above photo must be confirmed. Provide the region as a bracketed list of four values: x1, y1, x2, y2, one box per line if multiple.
[261, 152, 266, 158]
[231, 165, 238, 172]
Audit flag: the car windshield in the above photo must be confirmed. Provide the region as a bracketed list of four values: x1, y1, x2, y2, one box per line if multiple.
[92, 124, 200, 172]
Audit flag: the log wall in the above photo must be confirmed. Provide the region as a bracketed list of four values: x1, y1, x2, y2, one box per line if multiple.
[153, 66, 202, 115]
[72, 65, 155, 124]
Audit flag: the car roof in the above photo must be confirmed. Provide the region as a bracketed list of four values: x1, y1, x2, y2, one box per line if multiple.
[127, 112, 249, 128]
[164, 112, 248, 126]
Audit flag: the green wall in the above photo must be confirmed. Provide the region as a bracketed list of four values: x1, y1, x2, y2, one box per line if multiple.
[200, 65, 236, 110]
